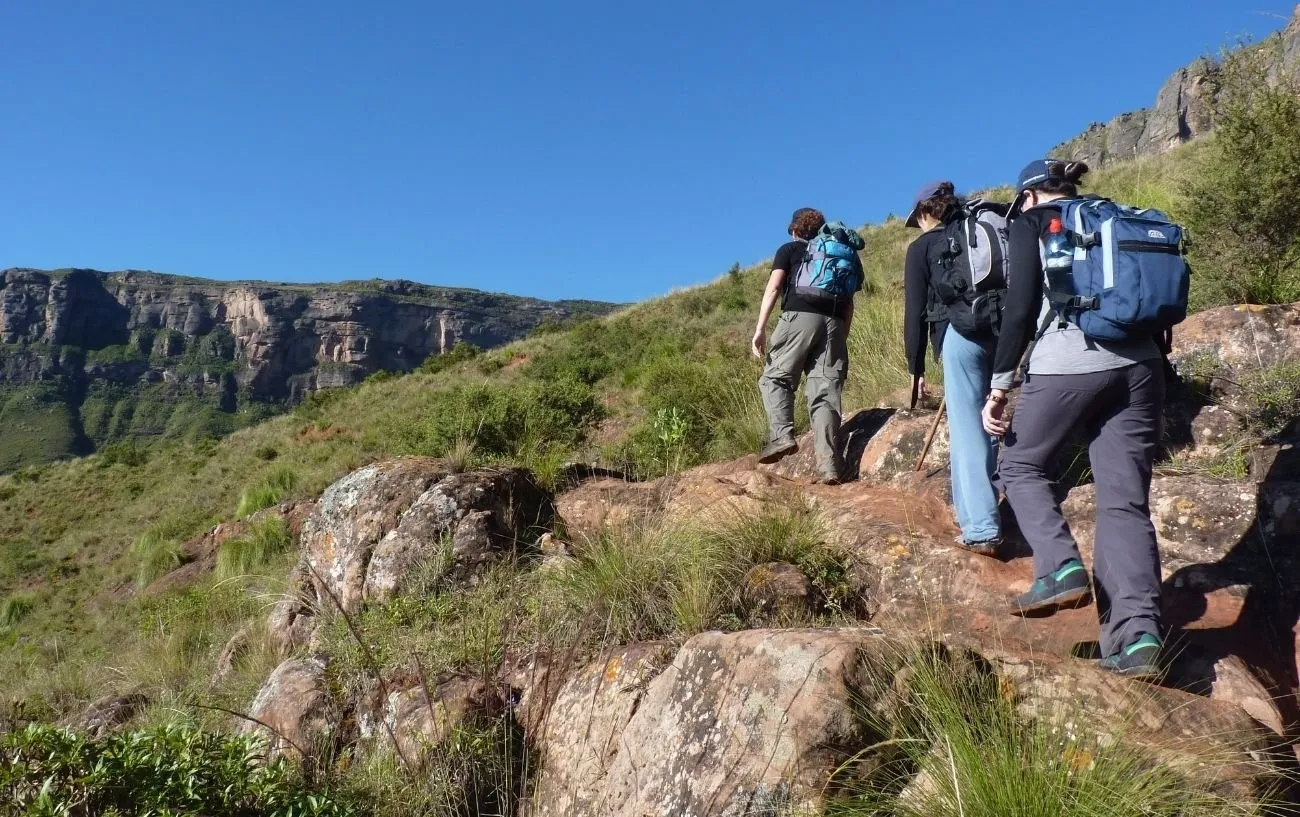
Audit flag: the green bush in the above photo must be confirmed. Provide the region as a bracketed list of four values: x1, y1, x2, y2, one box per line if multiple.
[0, 722, 355, 816]
[395, 379, 603, 462]
[1241, 362, 1300, 436]
[217, 517, 292, 579]
[95, 441, 150, 469]
[1183, 45, 1300, 307]
[419, 341, 482, 375]
[236, 466, 300, 519]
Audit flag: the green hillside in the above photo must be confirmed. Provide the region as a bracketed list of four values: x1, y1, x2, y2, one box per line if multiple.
[5, 115, 1300, 812]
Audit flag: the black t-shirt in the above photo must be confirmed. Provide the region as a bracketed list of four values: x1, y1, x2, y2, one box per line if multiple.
[771, 238, 859, 320]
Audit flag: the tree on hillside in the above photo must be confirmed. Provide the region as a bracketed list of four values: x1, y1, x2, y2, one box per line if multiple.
[1184, 43, 1300, 307]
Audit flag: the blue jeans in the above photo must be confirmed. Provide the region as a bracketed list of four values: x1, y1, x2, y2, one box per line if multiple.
[941, 325, 1001, 542]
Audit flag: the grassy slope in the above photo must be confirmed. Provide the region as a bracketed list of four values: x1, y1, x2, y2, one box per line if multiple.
[0, 145, 1201, 719]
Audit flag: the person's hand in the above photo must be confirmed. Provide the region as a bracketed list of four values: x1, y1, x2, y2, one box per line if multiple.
[983, 391, 1009, 437]
[751, 327, 766, 360]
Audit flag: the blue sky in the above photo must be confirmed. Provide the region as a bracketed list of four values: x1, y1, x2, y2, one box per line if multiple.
[0, 1, 1290, 303]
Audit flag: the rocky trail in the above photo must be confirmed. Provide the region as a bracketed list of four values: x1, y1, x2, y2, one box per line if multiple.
[69, 301, 1300, 815]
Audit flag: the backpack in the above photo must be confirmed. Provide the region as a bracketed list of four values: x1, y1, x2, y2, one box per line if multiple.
[933, 199, 1011, 336]
[1045, 197, 1189, 341]
[792, 221, 866, 301]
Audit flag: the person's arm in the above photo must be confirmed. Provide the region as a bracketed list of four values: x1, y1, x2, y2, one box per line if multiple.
[985, 214, 1045, 435]
[752, 245, 792, 358]
[902, 238, 930, 380]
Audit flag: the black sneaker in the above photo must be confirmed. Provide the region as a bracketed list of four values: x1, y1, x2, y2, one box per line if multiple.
[758, 437, 798, 464]
[956, 535, 1003, 557]
[1098, 634, 1162, 680]
[1011, 559, 1092, 617]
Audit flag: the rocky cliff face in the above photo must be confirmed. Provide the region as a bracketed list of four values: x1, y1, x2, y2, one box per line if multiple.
[1052, 6, 1300, 166]
[0, 268, 613, 470]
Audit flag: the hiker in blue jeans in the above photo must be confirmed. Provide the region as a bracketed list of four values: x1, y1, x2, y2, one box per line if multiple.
[903, 181, 1002, 553]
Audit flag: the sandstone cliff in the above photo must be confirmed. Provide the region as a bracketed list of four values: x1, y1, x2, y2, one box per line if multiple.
[0, 268, 614, 470]
[1052, 6, 1300, 166]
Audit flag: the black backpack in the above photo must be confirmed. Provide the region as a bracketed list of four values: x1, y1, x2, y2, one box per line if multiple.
[928, 199, 1011, 338]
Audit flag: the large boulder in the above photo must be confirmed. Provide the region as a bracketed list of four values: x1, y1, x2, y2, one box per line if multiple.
[61, 692, 149, 738]
[243, 658, 343, 762]
[525, 630, 1278, 816]
[357, 675, 507, 766]
[268, 459, 553, 649]
[1171, 302, 1300, 394]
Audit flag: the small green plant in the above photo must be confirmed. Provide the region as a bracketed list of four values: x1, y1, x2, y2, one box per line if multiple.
[0, 593, 34, 628]
[236, 466, 300, 519]
[131, 530, 184, 589]
[653, 406, 690, 475]
[216, 517, 292, 579]
[1241, 362, 1300, 436]
[253, 444, 280, 461]
[0, 722, 357, 816]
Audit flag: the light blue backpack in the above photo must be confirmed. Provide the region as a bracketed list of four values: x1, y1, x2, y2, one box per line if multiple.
[792, 221, 865, 300]
[1045, 197, 1190, 341]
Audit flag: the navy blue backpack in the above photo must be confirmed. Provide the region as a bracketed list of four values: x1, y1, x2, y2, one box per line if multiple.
[1044, 197, 1190, 341]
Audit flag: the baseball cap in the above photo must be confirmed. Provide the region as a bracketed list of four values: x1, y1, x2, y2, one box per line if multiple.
[1015, 160, 1064, 194]
[905, 181, 947, 228]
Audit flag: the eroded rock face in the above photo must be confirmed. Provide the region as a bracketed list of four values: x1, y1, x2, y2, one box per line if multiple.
[357, 675, 507, 766]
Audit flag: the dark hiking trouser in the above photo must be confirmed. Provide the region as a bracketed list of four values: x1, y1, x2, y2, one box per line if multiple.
[1000, 359, 1165, 658]
[759, 310, 848, 478]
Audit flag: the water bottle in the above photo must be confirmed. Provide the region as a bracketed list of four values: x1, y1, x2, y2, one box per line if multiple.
[1044, 218, 1072, 270]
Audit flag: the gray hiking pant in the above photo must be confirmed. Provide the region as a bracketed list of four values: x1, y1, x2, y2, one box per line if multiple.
[759, 310, 847, 477]
[1000, 359, 1165, 658]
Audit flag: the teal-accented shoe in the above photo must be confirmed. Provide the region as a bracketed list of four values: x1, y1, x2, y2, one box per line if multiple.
[1098, 634, 1163, 680]
[1011, 560, 1092, 617]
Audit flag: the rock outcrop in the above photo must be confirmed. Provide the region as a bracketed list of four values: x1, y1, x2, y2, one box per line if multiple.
[0, 268, 614, 471]
[267, 459, 553, 653]
[1052, 8, 1300, 166]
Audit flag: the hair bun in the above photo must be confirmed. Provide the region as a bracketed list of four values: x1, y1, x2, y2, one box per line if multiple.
[1063, 161, 1090, 183]
[934, 181, 956, 197]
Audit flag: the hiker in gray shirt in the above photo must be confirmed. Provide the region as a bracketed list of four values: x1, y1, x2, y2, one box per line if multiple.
[983, 160, 1166, 679]
[752, 208, 864, 484]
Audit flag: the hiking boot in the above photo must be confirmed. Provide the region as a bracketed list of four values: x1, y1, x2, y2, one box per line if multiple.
[956, 536, 1003, 557]
[1098, 634, 1163, 680]
[1011, 559, 1092, 617]
[816, 472, 842, 486]
[758, 437, 798, 464]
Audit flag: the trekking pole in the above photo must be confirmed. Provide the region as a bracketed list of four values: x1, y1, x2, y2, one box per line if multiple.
[914, 397, 947, 473]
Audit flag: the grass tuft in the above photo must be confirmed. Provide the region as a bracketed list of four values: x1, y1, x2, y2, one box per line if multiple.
[235, 466, 299, 519]
[216, 517, 292, 580]
[131, 531, 183, 589]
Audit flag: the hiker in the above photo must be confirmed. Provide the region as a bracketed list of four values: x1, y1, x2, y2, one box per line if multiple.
[903, 181, 1008, 554]
[983, 160, 1179, 679]
[752, 207, 865, 484]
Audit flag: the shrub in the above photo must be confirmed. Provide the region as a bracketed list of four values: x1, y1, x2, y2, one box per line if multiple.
[0, 722, 356, 816]
[236, 466, 299, 519]
[253, 444, 280, 461]
[1183, 45, 1300, 308]
[1241, 362, 1300, 436]
[96, 441, 150, 469]
[216, 517, 292, 579]
[395, 379, 603, 463]
[419, 341, 481, 375]
[131, 530, 183, 589]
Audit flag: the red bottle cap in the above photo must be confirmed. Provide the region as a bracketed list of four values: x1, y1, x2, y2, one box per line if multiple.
[1049, 218, 1063, 233]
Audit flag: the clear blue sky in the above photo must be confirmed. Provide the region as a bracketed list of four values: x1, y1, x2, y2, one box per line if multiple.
[1, 1, 1290, 303]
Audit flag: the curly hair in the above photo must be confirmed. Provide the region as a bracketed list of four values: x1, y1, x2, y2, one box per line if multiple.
[915, 181, 961, 224]
[789, 208, 826, 241]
